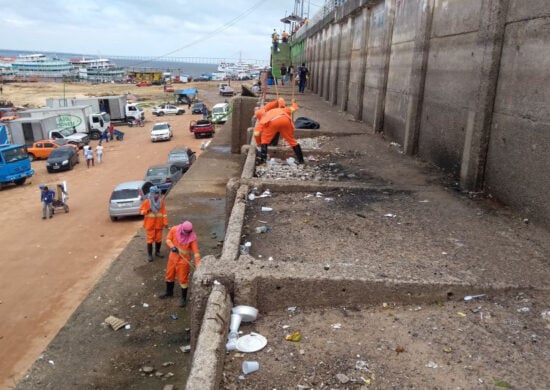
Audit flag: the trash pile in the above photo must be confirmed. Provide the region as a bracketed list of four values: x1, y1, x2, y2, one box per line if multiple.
[255, 156, 360, 181]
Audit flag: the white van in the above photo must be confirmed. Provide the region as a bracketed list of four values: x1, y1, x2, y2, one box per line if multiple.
[212, 102, 230, 124]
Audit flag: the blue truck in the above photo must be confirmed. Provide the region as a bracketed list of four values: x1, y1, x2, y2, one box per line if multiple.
[0, 142, 34, 187]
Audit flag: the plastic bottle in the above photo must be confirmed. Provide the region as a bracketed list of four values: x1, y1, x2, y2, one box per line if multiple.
[255, 225, 270, 233]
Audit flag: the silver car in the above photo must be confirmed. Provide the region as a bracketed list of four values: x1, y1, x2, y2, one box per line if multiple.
[109, 180, 153, 221]
[144, 163, 183, 194]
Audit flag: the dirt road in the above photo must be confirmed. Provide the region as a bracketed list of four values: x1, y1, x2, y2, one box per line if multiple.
[0, 81, 224, 388]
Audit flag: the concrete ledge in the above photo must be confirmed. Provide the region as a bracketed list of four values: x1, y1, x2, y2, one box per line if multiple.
[186, 283, 231, 390]
[220, 184, 249, 261]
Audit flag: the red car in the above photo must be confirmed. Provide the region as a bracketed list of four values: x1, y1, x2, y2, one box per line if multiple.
[136, 81, 152, 87]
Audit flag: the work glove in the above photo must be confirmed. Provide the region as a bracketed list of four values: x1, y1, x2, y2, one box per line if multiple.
[171, 247, 179, 253]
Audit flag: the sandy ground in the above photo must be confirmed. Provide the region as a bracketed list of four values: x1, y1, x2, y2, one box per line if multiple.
[0, 80, 227, 388]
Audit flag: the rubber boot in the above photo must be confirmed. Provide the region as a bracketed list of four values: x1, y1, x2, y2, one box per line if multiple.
[147, 243, 153, 262]
[155, 242, 163, 258]
[259, 144, 268, 164]
[179, 288, 188, 307]
[159, 282, 175, 299]
[292, 144, 305, 164]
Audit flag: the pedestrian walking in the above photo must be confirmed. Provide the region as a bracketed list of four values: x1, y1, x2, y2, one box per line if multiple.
[201, 104, 208, 120]
[280, 64, 287, 85]
[159, 220, 201, 307]
[96, 142, 104, 164]
[108, 123, 114, 141]
[40, 185, 55, 219]
[139, 186, 168, 262]
[85, 146, 94, 167]
[298, 62, 309, 93]
[288, 64, 295, 83]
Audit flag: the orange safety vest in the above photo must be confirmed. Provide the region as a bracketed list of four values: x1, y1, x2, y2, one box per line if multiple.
[139, 198, 168, 229]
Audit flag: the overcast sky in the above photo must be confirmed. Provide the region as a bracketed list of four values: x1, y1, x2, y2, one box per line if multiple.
[0, 0, 321, 63]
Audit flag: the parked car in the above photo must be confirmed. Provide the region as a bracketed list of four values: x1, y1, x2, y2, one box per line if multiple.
[152, 104, 185, 116]
[189, 119, 215, 138]
[109, 180, 153, 221]
[167, 147, 196, 172]
[212, 102, 230, 124]
[144, 163, 183, 193]
[191, 102, 207, 115]
[46, 146, 79, 173]
[27, 139, 78, 161]
[150, 122, 173, 142]
[136, 81, 152, 87]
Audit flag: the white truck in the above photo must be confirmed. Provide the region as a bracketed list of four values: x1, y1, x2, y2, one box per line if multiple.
[6, 116, 89, 148]
[48, 96, 144, 125]
[18, 105, 109, 140]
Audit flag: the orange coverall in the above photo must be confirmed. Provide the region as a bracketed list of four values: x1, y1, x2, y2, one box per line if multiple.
[139, 198, 168, 243]
[165, 227, 201, 288]
[253, 99, 280, 145]
[259, 104, 299, 147]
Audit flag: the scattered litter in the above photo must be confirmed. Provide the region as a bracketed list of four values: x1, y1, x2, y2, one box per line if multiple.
[517, 307, 530, 313]
[268, 256, 274, 261]
[315, 192, 323, 198]
[236, 333, 268, 352]
[457, 312, 467, 317]
[238, 375, 246, 381]
[124, 324, 131, 330]
[141, 366, 155, 373]
[443, 347, 452, 353]
[464, 294, 486, 301]
[142, 303, 149, 308]
[248, 193, 255, 201]
[419, 199, 430, 203]
[395, 345, 405, 354]
[242, 360, 259, 375]
[384, 213, 397, 218]
[324, 197, 334, 202]
[355, 360, 369, 371]
[180, 345, 191, 353]
[282, 325, 290, 329]
[493, 379, 512, 388]
[324, 264, 330, 270]
[426, 361, 438, 369]
[331, 323, 342, 329]
[441, 251, 448, 255]
[240, 242, 252, 255]
[361, 377, 372, 385]
[287, 306, 297, 313]
[541, 311, 550, 321]
[286, 157, 296, 166]
[48, 360, 54, 365]
[336, 373, 350, 384]
[162, 361, 175, 367]
[104, 315, 128, 331]
[261, 206, 273, 212]
[170, 313, 178, 320]
[258, 190, 271, 198]
[285, 331, 302, 342]
[255, 225, 270, 233]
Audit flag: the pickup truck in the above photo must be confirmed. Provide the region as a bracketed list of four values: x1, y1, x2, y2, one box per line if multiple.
[219, 85, 235, 97]
[189, 119, 215, 139]
[152, 104, 185, 116]
[49, 128, 89, 149]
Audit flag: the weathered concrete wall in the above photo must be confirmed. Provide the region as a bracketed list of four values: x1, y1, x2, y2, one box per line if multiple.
[485, 0, 550, 223]
[298, 0, 550, 225]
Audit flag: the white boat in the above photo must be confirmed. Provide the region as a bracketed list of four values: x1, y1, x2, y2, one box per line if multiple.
[11, 54, 76, 79]
[70, 57, 126, 82]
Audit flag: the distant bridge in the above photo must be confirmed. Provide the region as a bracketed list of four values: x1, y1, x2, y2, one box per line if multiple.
[107, 55, 269, 67]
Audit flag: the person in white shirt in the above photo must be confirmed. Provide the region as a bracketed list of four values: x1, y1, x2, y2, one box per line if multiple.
[96, 143, 104, 164]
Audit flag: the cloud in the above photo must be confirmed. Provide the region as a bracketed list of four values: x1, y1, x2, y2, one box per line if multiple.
[0, 0, 293, 62]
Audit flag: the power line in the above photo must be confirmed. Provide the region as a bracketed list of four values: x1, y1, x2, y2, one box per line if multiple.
[129, 0, 268, 67]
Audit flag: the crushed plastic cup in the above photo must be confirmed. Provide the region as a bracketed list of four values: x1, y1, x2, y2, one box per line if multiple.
[464, 294, 486, 302]
[242, 360, 259, 375]
[255, 225, 270, 233]
[240, 241, 252, 255]
[261, 207, 273, 212]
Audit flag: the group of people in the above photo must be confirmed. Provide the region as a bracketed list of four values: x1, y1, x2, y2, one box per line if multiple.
[253, 97, 305, 165]
[83, 143, 104, 167]
[139, 186, 201, 308]
[271, 29, 290, 52]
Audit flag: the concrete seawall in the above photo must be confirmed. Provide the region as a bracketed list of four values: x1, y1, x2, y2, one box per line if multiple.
[291, 0, 550, 227]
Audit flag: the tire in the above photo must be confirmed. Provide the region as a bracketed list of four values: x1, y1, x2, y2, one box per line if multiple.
[194, 133, 199, 139]
[28, 153, 35, 161]
[64, 205, 69, 213]
[14, 177, 26, 185]
[110, 216, 117, 221]
[90, 131, 101, 140]
[158, 112, 165, 116]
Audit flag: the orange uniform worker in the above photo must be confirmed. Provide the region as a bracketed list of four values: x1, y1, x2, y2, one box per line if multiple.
[139, 186, 168, 262]
[258, 98, 304, 164]
[253, 99, 281, 146]
[159, 220, 201, 307]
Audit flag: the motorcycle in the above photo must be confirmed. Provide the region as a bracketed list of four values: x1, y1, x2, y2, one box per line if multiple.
[127, 118, 145, 127]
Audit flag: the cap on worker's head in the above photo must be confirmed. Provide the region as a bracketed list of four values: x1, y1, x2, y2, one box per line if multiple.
[150, 186, 160, 193]
[278, 98, 286, 108]
[182, 221, 193, 232]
